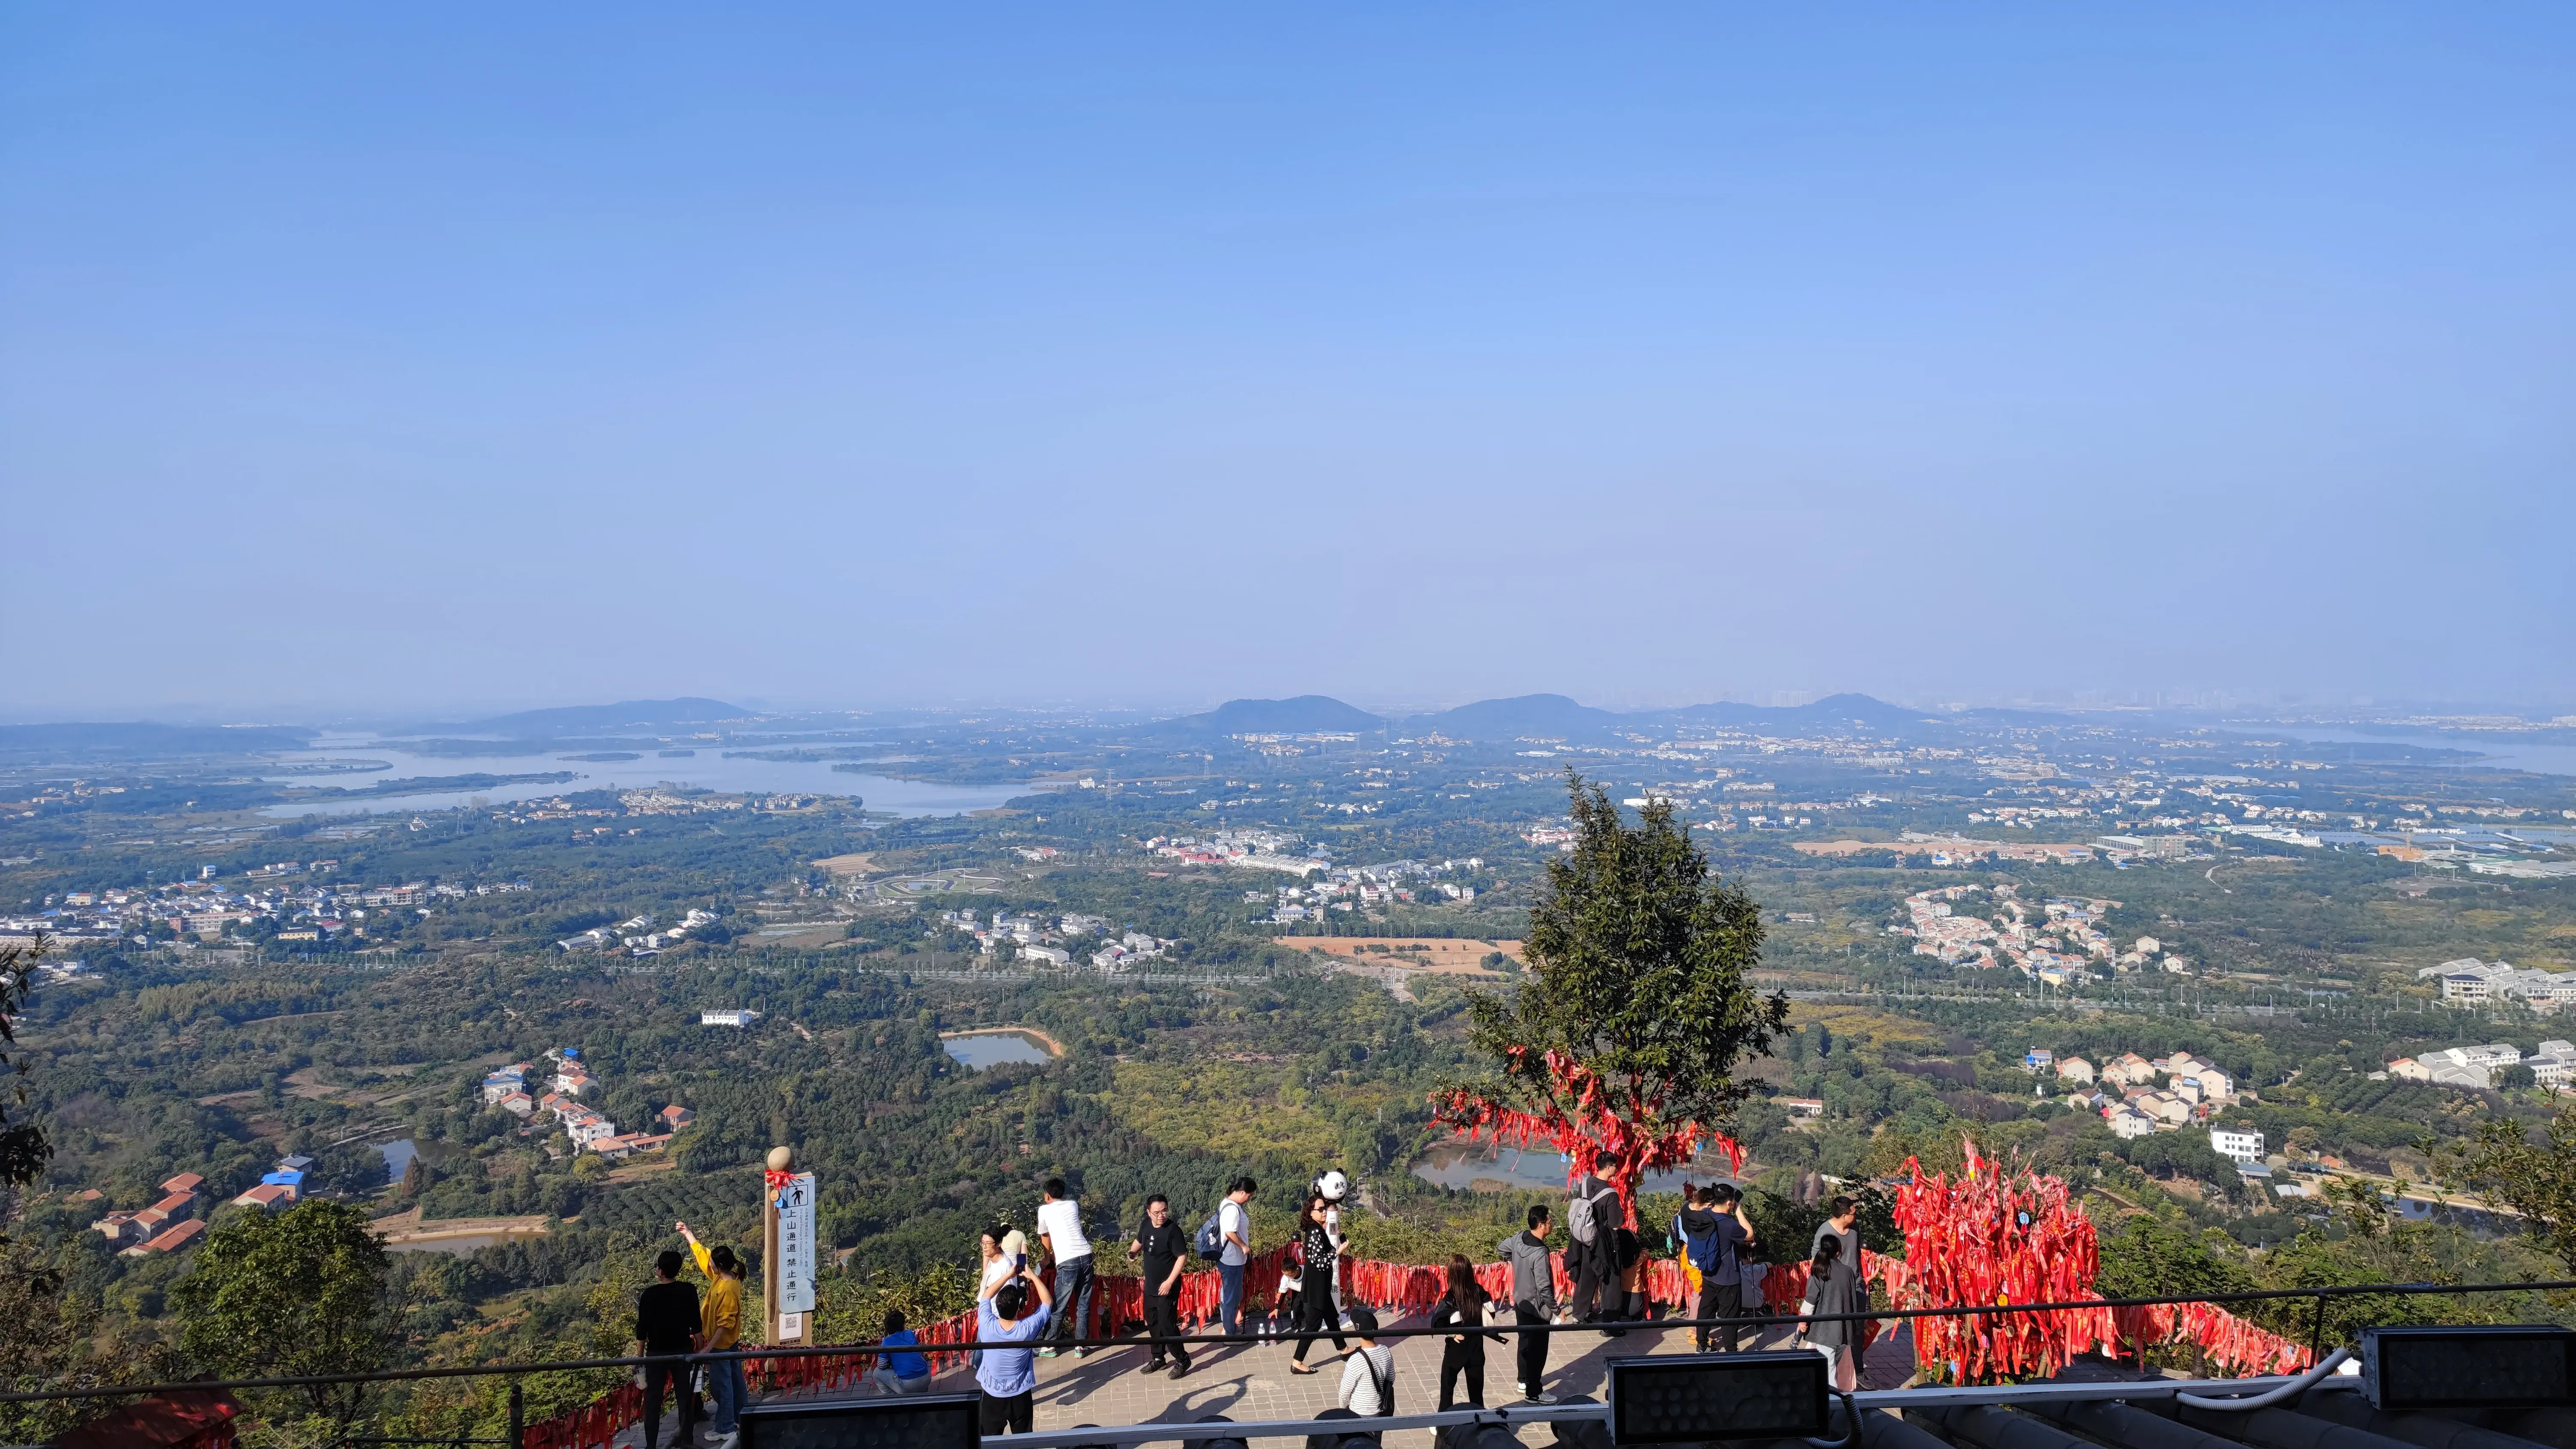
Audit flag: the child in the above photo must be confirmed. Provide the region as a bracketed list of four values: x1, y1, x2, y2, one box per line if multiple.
[1428, 1255, 1504, 1410]
[1268, 1263, 1302, 1342]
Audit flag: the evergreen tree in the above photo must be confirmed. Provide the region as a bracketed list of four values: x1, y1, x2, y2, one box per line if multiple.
[1440, 774, 1789, 1205]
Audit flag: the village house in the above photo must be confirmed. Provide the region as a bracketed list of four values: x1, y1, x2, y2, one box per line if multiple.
[2101, 1052, 2158, 1087]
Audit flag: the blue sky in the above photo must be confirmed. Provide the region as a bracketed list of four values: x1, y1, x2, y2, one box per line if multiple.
[3, 4, 2570, 717]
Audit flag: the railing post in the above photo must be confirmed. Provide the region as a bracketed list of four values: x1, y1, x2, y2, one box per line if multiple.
[507, 1381, 523, 1449]
[2310, 1292, 2329, 1364]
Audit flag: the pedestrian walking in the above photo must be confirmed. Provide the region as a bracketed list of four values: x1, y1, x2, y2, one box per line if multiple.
[1796, 1196, 1864, 1392]
[1285, 1193, 1348, 1374]
[975, 1262, 1055, 1436]
[1216, 1177, 1255, 1337]
[1565, 1151, 1621, 1322]
[1037, 1177, 1096, 1358]
[674, 1221, 745, 1449]
[1428, 1254, 1504, 1410]
[1498, 1205, 1558, 1404]
[1128, 1193, 1193, 1378]
[633, 1249, 700, 1449]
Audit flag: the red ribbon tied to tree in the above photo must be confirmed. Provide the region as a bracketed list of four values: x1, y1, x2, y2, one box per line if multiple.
[1431, 1045, 1741, 1226]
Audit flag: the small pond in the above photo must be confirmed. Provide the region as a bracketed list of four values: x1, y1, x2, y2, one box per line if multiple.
[379, 1138, 418, 1184]
[943, 1032, 1058, 1070]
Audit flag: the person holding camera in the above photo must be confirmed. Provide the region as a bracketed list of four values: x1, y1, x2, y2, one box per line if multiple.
[975, 1256, 1057, 1435]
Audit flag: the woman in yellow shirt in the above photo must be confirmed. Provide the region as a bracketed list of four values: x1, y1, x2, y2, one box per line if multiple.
[677, 1221, 747, 1447]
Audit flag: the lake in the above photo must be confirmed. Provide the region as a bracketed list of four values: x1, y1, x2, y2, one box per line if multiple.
[1410, 1140, 1731, 1196]
[258, 735, 1030, 819]
[943, 1031, 1059, 1070]
[2259, 727, 2576, 780]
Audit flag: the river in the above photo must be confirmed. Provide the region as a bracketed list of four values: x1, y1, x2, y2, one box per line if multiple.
[257, 734, 1029, 818]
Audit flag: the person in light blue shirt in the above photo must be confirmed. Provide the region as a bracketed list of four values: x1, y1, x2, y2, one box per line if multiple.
[974, 1263, 1054, 1435]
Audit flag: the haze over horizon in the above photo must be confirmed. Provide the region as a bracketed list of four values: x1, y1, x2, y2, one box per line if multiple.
[5, 5, 2571, 717]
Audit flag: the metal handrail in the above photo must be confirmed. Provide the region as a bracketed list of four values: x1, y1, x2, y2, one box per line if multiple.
[4, 1276, 2565, 1407]
[988, 1372, 2339, 1447]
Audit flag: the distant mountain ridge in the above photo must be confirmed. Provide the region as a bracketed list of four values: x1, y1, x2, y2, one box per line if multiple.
[441, 698, 752, 735]
[1151, 690, 1943, 742]
[1402, 693, 1624, 739]
[1670, 693, 1939, 733]
[1152, 695, 1389, 736]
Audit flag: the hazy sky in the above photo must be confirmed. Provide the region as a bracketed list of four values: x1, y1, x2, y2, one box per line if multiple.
[5, 5, 2571, 719]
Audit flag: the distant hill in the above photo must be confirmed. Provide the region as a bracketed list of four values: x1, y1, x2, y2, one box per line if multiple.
[450, 698, 752, 735]
[1405, 694, 1627, 741]
[0, 722, 317, 762]
[1673, 693, 1940, 733]
[1153, 696, 1387, 736]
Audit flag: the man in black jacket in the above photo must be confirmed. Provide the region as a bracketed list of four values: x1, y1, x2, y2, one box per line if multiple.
[635, 1249, 703, 1449]
[1127, 1194, 1192, 1378]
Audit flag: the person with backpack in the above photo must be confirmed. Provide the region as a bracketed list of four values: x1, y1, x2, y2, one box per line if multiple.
[1671, 1184, 1755, 1351]
[1212, 1177, 1256, 1338]
[1129, 1193, 1192, 1379]
[1334, 1306, 1397, 1418]
[1428, 1253, 1504, 1410]
[1564, 1151, 1621, 1323]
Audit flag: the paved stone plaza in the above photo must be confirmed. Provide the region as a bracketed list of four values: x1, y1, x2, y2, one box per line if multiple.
[619, 1315, 1916, 1447]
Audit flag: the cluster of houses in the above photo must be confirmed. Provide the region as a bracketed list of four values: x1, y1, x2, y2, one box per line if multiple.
[556, 907, 722, 957]
[1902, 887, 2180, 984]
[83, 1154, 322, 1258]
[1265, 858, 1482, 923]
[480, 1050, 689, 1160]
[2422, 959, 2576, 1012]
[4, 874, 538, 950]
[942, 909, 1173, 971]
[2027, 1048, 2239, 1139]
[86, 1172, 212, 1256]
[2385, 1040, 2576, 1091]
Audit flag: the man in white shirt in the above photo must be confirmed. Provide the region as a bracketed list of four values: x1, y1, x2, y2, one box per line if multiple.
[1218, 1176, 1255, 1337]
[1036, 1177, 1095, 1358]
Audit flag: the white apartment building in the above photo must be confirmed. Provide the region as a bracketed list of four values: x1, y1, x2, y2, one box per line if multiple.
[2210, 1127, 2266, 1163]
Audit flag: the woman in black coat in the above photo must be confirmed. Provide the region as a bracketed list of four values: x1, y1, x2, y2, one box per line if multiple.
[1286, 1193, 1348, 1374]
